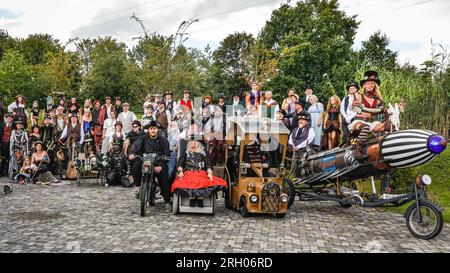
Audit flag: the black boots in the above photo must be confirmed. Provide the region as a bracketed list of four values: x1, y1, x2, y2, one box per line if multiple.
[355, 141, 367, 159]
[189, 199, 196, 207]
[197, 199, 204, 208]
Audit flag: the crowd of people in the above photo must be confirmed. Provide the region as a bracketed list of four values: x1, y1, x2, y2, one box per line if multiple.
[0, 70, 390, 212]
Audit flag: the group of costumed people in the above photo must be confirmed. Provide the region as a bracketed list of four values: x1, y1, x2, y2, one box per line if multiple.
[0, 70, 390, 212]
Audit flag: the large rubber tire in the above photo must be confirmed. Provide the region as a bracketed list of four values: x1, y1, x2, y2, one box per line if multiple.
[223, 166, 232, 209]
[239, 196, 249, 217]
[210, 194, 216, 216]
[149, 177, 156, 207]
[140, 181, 148, 217]
[339, 201, 352, 208]
[76, 170, 83, 186]
[172, 193, 179, 215]
[283, 178, 295, 208]
[276, 213, 286, 218]
[406, 202, 443, 240]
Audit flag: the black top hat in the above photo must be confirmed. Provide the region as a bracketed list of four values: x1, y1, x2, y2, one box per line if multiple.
[294, 100, 305, 107]
[303, 84, 313, 91]
[132, 120, 141, 127]
[346, 81, 360, 91]
[360, 70, 381, 86]
[148, 120, 159, 128]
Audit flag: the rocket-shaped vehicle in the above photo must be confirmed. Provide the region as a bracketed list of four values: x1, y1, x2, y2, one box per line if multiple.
[295, 129, 447, 185]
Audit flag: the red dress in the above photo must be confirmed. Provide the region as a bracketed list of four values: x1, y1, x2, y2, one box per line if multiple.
[171, 170, 227, 192]
[171, 150, 227, 197]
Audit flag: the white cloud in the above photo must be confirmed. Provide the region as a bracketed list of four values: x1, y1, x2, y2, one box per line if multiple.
[1, 0, 448, 66]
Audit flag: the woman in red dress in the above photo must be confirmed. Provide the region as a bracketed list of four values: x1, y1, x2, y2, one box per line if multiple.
[172, 139, 227, 207]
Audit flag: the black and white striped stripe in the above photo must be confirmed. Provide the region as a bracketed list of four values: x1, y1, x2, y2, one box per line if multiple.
[381, 130, 436, 168]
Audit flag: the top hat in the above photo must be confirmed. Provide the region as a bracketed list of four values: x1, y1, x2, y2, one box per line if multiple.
[360, 70, 381, 86]
[148, 120, 159, 128]
[346, 81, 360, 91]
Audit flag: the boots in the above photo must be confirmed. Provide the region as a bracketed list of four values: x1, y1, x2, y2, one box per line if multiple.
[355, 141, 367, 160]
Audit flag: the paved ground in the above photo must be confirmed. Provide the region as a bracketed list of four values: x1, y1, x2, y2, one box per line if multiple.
[0, 177, 449, 253]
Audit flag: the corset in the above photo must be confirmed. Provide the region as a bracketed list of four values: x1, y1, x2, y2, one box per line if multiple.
[328, 109, 339, 120]
[185, 152, 206, 171]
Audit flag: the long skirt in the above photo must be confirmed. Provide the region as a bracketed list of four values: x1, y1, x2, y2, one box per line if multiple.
[171, 170, 227, 197]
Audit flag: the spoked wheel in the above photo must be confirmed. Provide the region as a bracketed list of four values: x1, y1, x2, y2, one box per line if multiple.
[282, 178, 295, 208]
[98, 170, 105, 186]
[406, 202, 443, 240]
[140, 180, 149, 217]
[3, 185, 13, 195]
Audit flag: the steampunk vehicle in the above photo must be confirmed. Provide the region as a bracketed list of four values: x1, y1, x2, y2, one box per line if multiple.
[291, 127, 447, 239]
[75, 134, 106, 186]
[224, 117, 294, 218]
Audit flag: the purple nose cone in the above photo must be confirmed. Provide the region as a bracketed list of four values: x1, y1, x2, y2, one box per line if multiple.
[427, 135, 447, 154]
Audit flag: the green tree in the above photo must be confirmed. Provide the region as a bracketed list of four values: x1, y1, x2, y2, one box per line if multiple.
[17, 34, 60, 65]
[83, 37, 139, 101]
[259, 0, 359, 96]
[210, 32, 256, 98]
[359, 31, 398, 69]
[0, 29, 17, 61]
[0, 50, 33, 101]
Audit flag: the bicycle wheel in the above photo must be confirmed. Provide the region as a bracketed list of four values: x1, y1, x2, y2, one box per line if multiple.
[140, 175, 149, 217]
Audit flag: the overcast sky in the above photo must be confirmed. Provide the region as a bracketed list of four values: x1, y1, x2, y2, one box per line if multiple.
[1, 0, 449, 66]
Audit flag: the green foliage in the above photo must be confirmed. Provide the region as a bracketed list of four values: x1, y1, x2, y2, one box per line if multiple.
[359, 31, 398, 69]
[0, 29, 17, 61]
[0, 50, 34, 100]
[260, 0, 359, 92]
[17, 33, 60, 65]
[83, 37, 138, 101]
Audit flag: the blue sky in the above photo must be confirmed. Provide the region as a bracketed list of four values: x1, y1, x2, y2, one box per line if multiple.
[0, 0, 448, 66]
[0, 8, 22, 20]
